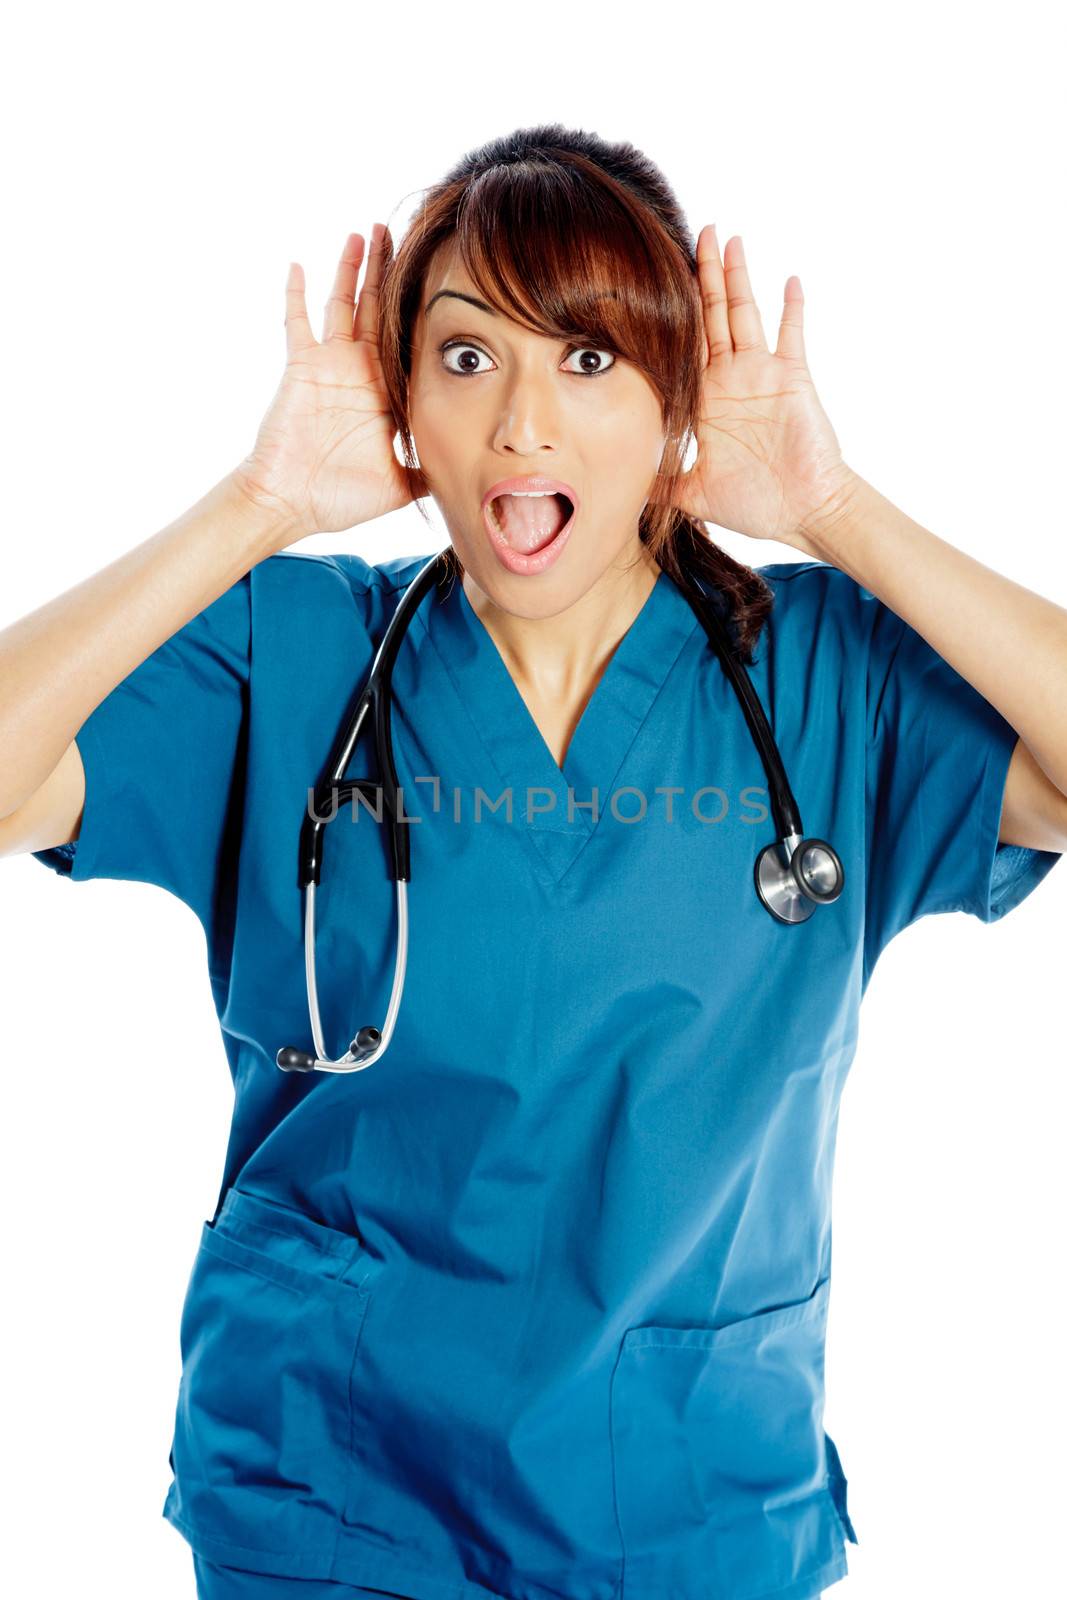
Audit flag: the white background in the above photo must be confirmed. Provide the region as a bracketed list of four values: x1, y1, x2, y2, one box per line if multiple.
[2, 2, 1064, 1595]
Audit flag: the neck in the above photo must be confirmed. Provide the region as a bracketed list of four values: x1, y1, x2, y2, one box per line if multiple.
[461, 544, 661, 703]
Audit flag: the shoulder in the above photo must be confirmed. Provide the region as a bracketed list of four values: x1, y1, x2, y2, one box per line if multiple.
[755, 556, 862, 605]
[753, 557, 896, 658]
[248, 547, 438, 637]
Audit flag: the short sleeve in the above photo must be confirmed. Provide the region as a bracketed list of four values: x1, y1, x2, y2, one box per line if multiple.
[30, 574, 253, 945]
[863, 596, 1061, 980]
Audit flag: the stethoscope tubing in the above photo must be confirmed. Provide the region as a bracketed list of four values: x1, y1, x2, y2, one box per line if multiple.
[277, 548, 843, 1074]
[670, 562, 804, 842]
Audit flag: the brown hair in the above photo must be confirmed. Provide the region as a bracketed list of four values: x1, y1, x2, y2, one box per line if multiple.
[377, 123, 773, 663]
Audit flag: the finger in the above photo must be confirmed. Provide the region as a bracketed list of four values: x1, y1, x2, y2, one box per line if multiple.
[323, 232, 365, 342]
[774, 275, 806, 363]
[723, 235, 768, 353]
[353, 222, 390, 345]
[285, 261, 317, 359]
[696, 224, 731, 363]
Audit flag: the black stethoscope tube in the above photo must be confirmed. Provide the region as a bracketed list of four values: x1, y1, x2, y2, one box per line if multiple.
[671, 565, 804, 844]
[298, 553, 443, 888]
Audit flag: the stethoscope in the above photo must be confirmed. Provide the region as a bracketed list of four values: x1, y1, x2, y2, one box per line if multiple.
[276, 548, 845, 1075]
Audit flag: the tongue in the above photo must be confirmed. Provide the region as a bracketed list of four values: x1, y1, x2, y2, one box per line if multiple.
[492, 493, 570, 553]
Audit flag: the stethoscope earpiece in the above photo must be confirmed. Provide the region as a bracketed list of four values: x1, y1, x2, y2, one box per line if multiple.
[350, 1025, 383, 1059]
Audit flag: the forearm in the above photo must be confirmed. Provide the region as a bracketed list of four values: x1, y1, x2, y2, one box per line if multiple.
[796, 471, 1067, 800]
[0, 468, 306, 820]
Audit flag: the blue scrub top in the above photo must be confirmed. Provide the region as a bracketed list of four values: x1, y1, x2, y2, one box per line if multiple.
[33, 549, 1061, 1600]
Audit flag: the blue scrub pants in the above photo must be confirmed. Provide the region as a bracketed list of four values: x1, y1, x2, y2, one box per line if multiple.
[193, 1558, 821, 1599]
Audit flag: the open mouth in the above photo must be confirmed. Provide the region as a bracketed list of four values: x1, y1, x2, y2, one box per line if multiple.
[487, 491, 575, 555]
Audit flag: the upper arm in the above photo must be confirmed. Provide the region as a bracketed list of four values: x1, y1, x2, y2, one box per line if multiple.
[22, 571, 254, 935]
[858, 582, 1062, 983]
[998, 736, 1067, 852]
[0, 738, 85, 860]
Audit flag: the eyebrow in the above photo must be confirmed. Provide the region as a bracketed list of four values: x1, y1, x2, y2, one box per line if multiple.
[424, 289, 498, 319]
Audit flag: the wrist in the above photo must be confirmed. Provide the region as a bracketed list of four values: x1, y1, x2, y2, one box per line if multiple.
[794, 466, 872, 564]
[228, 461, 316, 559]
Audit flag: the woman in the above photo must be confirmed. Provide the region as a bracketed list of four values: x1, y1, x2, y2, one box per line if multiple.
[3, 124, 1064, 1600]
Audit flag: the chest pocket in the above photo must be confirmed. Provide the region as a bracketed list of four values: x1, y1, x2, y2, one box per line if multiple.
[609, 1275, 857, 1599]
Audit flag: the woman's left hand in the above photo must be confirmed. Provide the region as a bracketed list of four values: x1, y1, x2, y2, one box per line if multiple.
[661, 227, 858, 548]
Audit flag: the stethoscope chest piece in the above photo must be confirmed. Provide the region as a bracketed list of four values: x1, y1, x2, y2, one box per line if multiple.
[755, 833, 846, 925]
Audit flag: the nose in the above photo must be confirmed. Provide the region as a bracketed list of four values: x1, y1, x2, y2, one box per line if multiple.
[490, 364, 563, 456]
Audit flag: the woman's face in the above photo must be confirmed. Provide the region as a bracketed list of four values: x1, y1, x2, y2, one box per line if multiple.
[408, 241, 669, 618]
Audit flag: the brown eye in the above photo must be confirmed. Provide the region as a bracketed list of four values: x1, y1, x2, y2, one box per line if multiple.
[561, 347, 616, 377]
[440, 341, 492, 376]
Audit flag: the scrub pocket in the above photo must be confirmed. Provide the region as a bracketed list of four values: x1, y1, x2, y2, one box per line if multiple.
[165, 1188, 385, 1570]
[609, 1276, 856, 1600]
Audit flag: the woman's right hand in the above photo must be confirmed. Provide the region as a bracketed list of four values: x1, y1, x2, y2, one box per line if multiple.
[232, 226, 427, 547]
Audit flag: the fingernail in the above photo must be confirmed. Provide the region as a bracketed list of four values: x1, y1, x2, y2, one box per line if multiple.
[371, 222, 383, 247]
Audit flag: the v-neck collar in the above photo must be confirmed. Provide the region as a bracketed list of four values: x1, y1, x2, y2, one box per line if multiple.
[416, 560, 702, 885]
